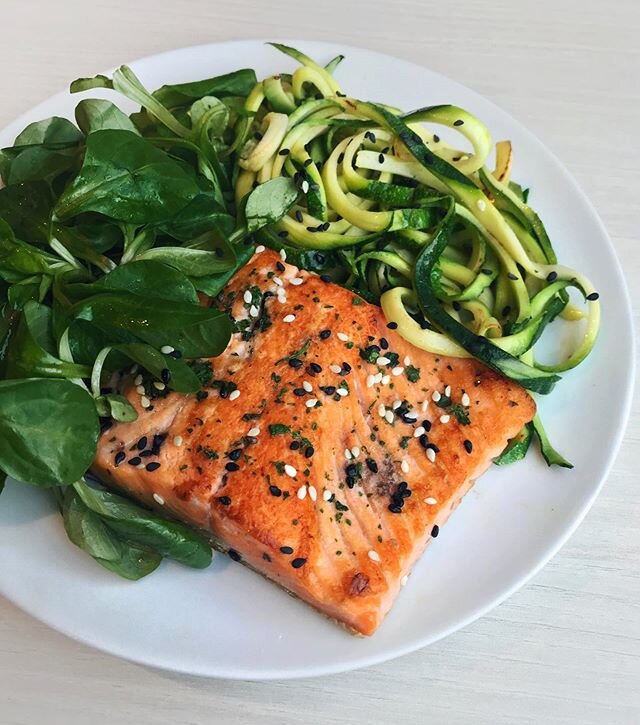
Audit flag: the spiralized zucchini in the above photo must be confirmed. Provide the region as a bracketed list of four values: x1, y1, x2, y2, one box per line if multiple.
[231, 43, 600, 463]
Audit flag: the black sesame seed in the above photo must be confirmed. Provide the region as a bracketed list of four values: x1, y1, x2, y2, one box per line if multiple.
[586, 292, 600, 301]
[310, 183, 320, 192]
[378, 152, 385, 164]
[136, 436, 148, 450]
[502, 305, 512, 317]
[114, 451, 125, 466]
[225, 462, 240, 472]
[365, 458, 378, 473]
[269, 485, 282, 497]
[453, 119, 464, 126]
[341, 362, 352, 374]
[433, 134, 440, 143]
[346, 463, 358, 477]
[254, 131, 263, 141]
[218, 496, 232, 506]
[337, 153, 345, 164]
[387, 321, 398, 330]
[161, 368, 171, 384]
[304, 158, 313, 167]
[463, 439, 473, 454]
[321, 385, 336, 395]
[423, 420, 432, 432]
[169, 349, 182, 359]
[139, 450, 153, 458]
[336, 91, 346, 97]
[508, 272, 519, 281]
[397, 481, 408, 492]
[419, 434, 429, 449]
[400, 488, 412, 499]
[346, 476, 356, 488]
[304, 446, 315, 458]
[289, 441, 301, 451]
[320, 329, 331, 339]
[146, 462, 161, 472]
[314, 252, 326, 264]
[452, 301, 462, 311]
[263, 552, 272, 562]
[321, 222, 330, 231]
[280, 545, 294, 554]
[278, 148, 290, 156]
[228, 549, 241, 562]
[388, 504, 403, 514]
[228, 448, 243, 461]
[293, 388, 307, 397]
[309, 362, 322, 373]
[291, 557, 307, 568]
[380, 337, 389, 350]
[276, 261, 285, 272]
[427, 443, 440, 453]
[289, 358, 303, 368]
[431, 524, 440, 537]
[546, 271, 558, 282]
[295, 210, 303, 222]
[128, 457, 141, 466]
[320, 274, 332, 283]
[481, 268, 493, 275]
[277, 230, 288, 239]
[391, 493, 405, 507]
[419, 320, 430, 330]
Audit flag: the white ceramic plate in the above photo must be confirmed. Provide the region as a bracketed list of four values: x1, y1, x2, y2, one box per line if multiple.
[0, 40, 634, 680]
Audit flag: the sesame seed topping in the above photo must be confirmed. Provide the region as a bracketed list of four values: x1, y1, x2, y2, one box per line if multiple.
[327, 364, 340, 375]
[280, 545, 293, 554]
[378, 404, 386, 417]
[320, 329, 331, 339]
[404, 411, 418, 420]
[134, 374, 143, 386]
[308, 485, 317, 502]
[586, 291, 600, 301]
[426, 448, 436, 463]
[297, 485, 307, 499]
[366, 374, 375, 388]
[392, 366, 404, 376]
[146, 462, 161, 472]
[281, 464, 296, 479]
[464, 439, 473, 453]
[291, 557, 306, 569]
[461, 392, 471, 406]
[445, 385, 451, 397]
[336, 388, 348, 397]
[249, 304, 259, 318]
[153, 493, 165, 505]
[273, 276, 283, 287]
[385, 410, 395, 424]
[136, 385, 146, 395]
[440, 414, 451, 424]
[283, 314, 295, 323]
[141, 396, 151, 408]
[243, 290, 252, 303]
[301, 180, 310, 193]
[337, 332, 349, 342]
[290, 278, 304, 286]
[229, 389, 241, 401]
[368, 550, 381, 562]
[228, 549, 241, 562]
[303, 381, 313, 393]
[173, 436, 183, 447]
[160, 345, 174, 354]
[153, 382, 166, 391]
[403, 356, 411, 366]
[476, 199, 487, 211]
[373, 372, 383, 384]
[421, 400, 429, 412]
[323, 489, 332, 501]
[401, 575, 409, 587]
[376, 356, 390, 365]
[414, 426, 426, 438]
[345, 448, 353, 460]
[431, 525, 440, 537]
[351, 446, 360, 458]
[432, 390, 441, 402]
[401, 460, 410, 473]
[424, 497, 438, 505]
[255, 245, 265, 253]
[381, 375, 390, 385]
[305, 398, 318, 408]
[248, 427, 260, 437]
[280, 249, 287, 261]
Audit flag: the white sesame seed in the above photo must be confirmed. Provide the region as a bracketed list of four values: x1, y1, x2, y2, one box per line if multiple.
[445, 385, 451, 397]
[297, 485, 307, 499]
[368, 550, 381, 562]
[381, 375, 390, 385]
[336, 388, 348, 397]
[337, 332, 349, 342]
[373, 372, 383, 384]
[392, 366, 404, 376]
[303, 381, 313, 393]
[301, 180, 310, 194]
[255, 244, 266, 254]
[141, 396, 151, 408]
[403, 356, 411, 366]
[283, 314, 296, 323]
[290, 278, 303, 286]
[440, 414, 450, 424]
[392, 399, 402, 410]
[477, 199, 487, 211]
[280, 249, 287, 261]
[305, 398, 318, 408]
[136, 385, 146, 395]
[323, 489, 332, 501]
[153, 493, 165, 505]
[462, 393, 471, 407]
[160, 345, 174, 355]
[173, 436, 183, 447]
[134, 374, 143, 386]
[367, 374, 375, 388]
[248, 427, 260, 437]
[427, 448, 436, 463]
[401, 460, 410, 473]
[285, 464, 297, 478]
[424, 497, 438, 505]
[414, 426, 426, 438]
[130, 364, 139, 375]
[345, 448, 352, 460]
[432, 390, 441, 402]
[308, 485, 317, 502]
[401, 575, 409, 587]
[376, 356, 390, 366]
[243, 290, 252, 304]
[404, 411, 418, 420]
[249, 305, 259, 318]
[229, 389, 241, 401]
[385, 410, 394, 424]
[153, 382, 166, 391]
[330, 364, 342, 374]
[421, 400, 429, 412]
[378, 404, 386, 418]
[137, 462, 146, 470]
[273, 276, 283, 286]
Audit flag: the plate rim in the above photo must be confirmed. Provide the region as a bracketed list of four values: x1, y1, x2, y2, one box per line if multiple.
[0, 38, 635, 680]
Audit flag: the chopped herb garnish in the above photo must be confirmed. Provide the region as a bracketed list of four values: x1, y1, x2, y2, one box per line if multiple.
[406, 365, 421, 382]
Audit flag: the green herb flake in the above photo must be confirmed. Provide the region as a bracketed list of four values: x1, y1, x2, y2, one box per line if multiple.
[406, 365, 421, 382]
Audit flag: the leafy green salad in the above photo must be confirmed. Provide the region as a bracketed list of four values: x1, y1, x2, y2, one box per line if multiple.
[0, 44, 599, 579]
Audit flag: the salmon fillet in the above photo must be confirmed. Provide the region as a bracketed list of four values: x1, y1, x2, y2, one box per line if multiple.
[94, 247, 535, 636]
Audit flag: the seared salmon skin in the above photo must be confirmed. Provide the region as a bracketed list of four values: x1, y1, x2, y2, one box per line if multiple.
[94, 248, 535, 635]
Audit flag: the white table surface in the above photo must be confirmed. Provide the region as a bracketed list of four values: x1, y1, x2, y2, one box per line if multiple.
[1, 0, 638, 723]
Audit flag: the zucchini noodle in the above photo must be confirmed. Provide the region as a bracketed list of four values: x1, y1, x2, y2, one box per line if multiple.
[232, 44, 600, 405]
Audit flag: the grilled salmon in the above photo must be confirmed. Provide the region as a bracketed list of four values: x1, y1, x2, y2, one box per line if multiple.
[93, 247, 535, 636]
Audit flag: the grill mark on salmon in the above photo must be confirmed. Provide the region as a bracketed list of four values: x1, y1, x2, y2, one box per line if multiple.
[93, 247, 535, 635]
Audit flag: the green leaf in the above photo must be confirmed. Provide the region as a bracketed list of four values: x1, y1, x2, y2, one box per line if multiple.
[70, 74, 113, 93]
[74, 479, 213, 568]
[97, 393, 138, 422]
[75, 99, 141, 135]
[244, 177, 299, 233]
[0, 378, 99, 486]
[0, 470, 6, 496]
[136, 245, 235, 277]
[0, 181, 55, 244]
[191, 242, 254, 297]
[153, 69, 257, 109]
[55, 130, 201, 223]
[112, 342, 201, 394]
[97, 260, 199, 303]
[157, 189, 234, 241]
[190, 96, 229, 138]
